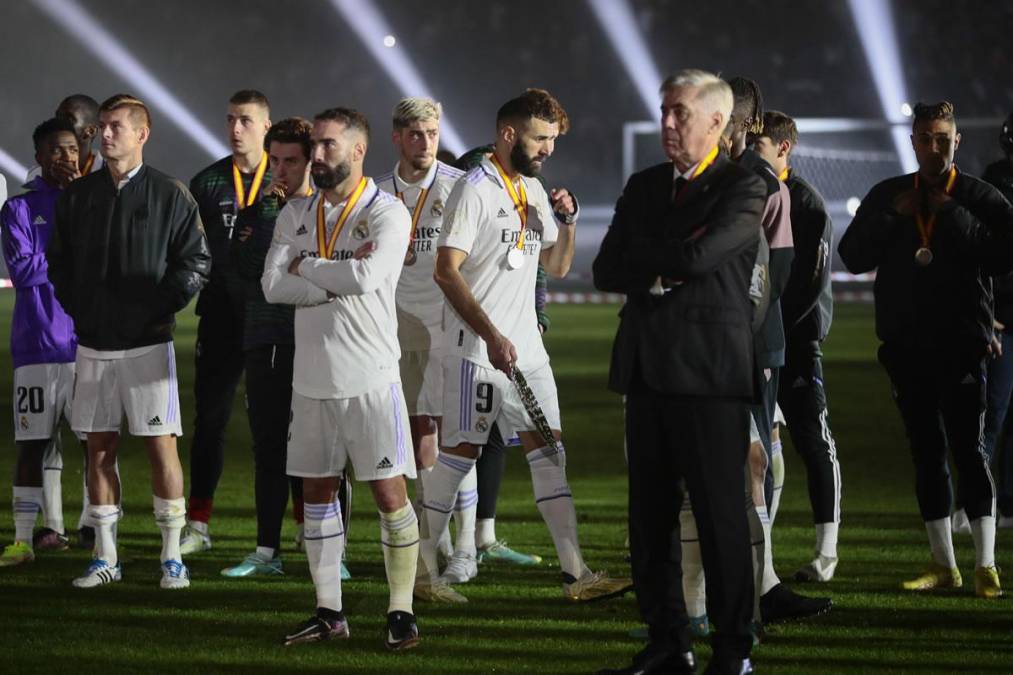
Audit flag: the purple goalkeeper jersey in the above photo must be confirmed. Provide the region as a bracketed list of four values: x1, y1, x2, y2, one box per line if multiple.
[1, 176, 77, 367]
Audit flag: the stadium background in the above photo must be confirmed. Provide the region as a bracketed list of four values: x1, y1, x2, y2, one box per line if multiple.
[1, 1, 1012, 673]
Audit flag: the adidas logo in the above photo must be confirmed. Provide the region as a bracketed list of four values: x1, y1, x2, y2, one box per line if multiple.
[375, 456, 393, 470]
[33, 215, 47, 225]
[296, 224, 308, 235]
[497, 207, 509, 218]
[147, 415, 163, 426]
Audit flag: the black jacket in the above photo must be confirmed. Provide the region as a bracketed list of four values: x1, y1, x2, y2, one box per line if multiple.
[839, 170, 1013, 352]
[782, 169, 834, 343]
[593, 155, 766, 398]
[48, 165, 211, 350]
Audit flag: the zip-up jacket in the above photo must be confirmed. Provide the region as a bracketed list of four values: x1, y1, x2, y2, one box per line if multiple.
[839, 170, 1013, 352]
[781, 169, 833, 343]
[982, 158, 1013, 329]
[48, 165, 211, 351]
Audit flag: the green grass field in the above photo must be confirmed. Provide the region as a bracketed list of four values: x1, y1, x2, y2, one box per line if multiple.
[0, 297, 1011, 674]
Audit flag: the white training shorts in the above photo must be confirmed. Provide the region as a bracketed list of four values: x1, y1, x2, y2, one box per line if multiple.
[287, 382, 417, 482]
[441, 356, 561, 448]
[399, 349, 443, 418]
[71, 342, 183, 437]
[13, 362, 83, 442]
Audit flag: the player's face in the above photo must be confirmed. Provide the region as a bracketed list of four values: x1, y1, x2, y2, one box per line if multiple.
[227, 103, 271, 157]
[661, 86, 721, 169]
[911, 119, 960, 177]
[310, 119, 354, 190]
[37, 130, 79, 182]
[268, 141, 310, 198]
[511, 118, 558, 177]
[55, 103, 95, 149]
[394, 119, 440, 172]
[99, 108, 147, 162]
[751, 135, 779, 167]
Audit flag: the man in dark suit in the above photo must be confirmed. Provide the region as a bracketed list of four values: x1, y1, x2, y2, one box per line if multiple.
[594, 69, 765, 675]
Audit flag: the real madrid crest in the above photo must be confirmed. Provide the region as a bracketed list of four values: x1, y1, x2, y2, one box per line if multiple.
[431, 199, 444, 217]
[352, 219, 370, 240]
[19, 415, 28, 430]
[476, 416, 489, 433]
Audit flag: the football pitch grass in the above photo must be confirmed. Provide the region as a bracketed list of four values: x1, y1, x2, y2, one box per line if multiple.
[0, 297, 1011, 674]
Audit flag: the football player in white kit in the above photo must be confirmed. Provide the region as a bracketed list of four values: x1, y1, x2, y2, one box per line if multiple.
[262, 107, 420, 651]
[413, 89, 632, 603]
[376, 98, 477, 589]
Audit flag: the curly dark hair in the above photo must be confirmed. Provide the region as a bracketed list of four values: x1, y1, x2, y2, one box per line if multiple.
[264, 117, 312, 160]
[496, 88, 570, 134]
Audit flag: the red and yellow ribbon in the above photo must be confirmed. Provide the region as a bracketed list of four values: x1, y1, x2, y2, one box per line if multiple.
[316, 177, 368, 260]
[778, 167, 790, 182]
[913, 165, 958, 248]
[490, 153, 529, 249]
[233, 151, 269, 208]
[81, 152, 95, 176]
[396, 176, 433, 248]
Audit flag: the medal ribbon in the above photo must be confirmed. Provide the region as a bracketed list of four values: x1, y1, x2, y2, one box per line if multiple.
[316, 176, 368, 260]
[81, 152, 95, 176]
[489, 153, 529, 250]
[674, 145, 719, 200]
[395, 170, 436, 248]
[232, 151, 269, 208]
[778, 167, 789, 182]
[913, 165, 958, 248]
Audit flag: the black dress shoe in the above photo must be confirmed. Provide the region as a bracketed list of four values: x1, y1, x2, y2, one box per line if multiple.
[598, 644, 696, 674]
[703, 656, 753, 675]
[759, 582, 832, 624]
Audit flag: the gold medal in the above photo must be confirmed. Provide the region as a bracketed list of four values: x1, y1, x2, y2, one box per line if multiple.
[915, 247, 934, 266]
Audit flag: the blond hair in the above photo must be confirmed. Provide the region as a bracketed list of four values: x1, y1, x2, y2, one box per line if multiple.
[392, 97, 442, 130]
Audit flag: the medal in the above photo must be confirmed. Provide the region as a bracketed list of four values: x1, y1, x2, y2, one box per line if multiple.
[395, 167, 436, 265]
[489, 153, 530, 272]
[506, 247, 525, 270]
[404, 248, 417, 266]
[233, 151, 269, 208]
[912, 166, 958, 267]
[316, 177, 368, 260]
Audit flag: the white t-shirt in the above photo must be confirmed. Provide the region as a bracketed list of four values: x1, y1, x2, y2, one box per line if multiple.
[437, 156, 559, 371]
[261, 178, 411, 399]
[376, 160, 464, 352]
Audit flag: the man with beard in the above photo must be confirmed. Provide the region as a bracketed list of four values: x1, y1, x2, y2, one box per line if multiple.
[263, 107, 421, 650]
[181, 90, 272, 555]
[840, 101, 1013, 599]
[413, 88, 631, 604]
[27, 95, 104, 184]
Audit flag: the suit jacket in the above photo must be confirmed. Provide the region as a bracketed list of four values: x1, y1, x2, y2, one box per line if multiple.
[593, 155, 766, 398]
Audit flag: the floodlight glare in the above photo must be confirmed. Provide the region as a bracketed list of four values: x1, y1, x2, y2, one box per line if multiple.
[900, 102, 913, 118]
[587, 0, 665, 119]
[0, 147, 30, 183]
[847, 0, 918, 172]
[383, 35, 396, 48]
[327, 0, 466, 156]
[32, 0, 228, 159]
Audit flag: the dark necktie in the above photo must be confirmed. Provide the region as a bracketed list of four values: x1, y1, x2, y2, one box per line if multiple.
[672, 176, 688, 202]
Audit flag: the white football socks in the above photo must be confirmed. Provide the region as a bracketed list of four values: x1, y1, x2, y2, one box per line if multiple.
[153, 496, 185, 563]
[757, 504, 780, 594]
[12, 486, 43, 544]
[305, 500, 345, 612]
[476, 518, 497, 550]
[90, 503, 121, 566]
[815, 521, 839, 559]
[453, 466, 478, 557]
[769, 440, 784, 524]
[41, 436, 64, 534]
[925, 517, 957, 568]
[418, 453, 474, 579]
[380, 504, 419, 614]
[970, 515, 997, 568]
[526, 444, 586, 579]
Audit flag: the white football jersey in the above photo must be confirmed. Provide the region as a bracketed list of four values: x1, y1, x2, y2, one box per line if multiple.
[437, 155, 559, 371]
[376, 159, 464, 352]
[262, 178, 411, 399]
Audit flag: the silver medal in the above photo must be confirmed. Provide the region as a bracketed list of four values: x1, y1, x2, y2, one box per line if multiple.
[914, 247, 933, 266]
[506, 247, 525, 270]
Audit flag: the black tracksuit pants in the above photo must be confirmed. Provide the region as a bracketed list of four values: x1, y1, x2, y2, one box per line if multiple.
[878, 342, 995, 522]
[778, 339, 842, 524]
[245, 344, 302, 550]
[626, 379, 753, 661]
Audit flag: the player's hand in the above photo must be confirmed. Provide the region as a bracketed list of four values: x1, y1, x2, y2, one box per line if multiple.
[265, 179, 287, 201]
[353, 241, 376, 260]
[52, 160, 81, 188]
[988, 333, 1003, 358]
[892, 189, 919, 217]
[550, 188, 576, 221]
[288, 255, 305, 276]
[486, 332, 518, 375]
[236, 225, 253, 242]
[995, 320, 1006, 332]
